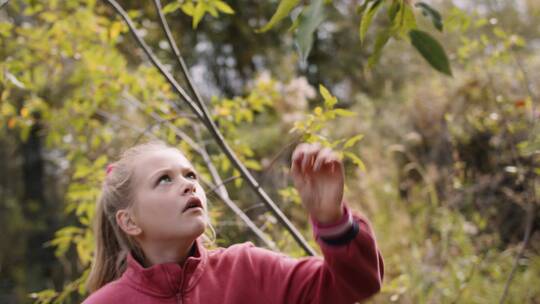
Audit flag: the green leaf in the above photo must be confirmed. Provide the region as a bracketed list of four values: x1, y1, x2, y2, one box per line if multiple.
[344, 134, 364, 148]
[355, 0, 371, 16]
[207, 5, 219, 17]
[359, 0, 383, 44]
[257, 0, 301, 33]
[181, 2, 195, 16]
[344, 152, 366, 171]
[367, 29, 391, 67]
[162, 2, 181, 15]
[396, 3, 417, 38]
[192, 2, 206, 28]
[332, 108, 356, 117]
[409, 29, 452, 76]
[415, 2, 443, 32]
[319, 84, 337, 108]
[294, 0, 326, 63]
[244, 159, 262, 170]
[387, 0, 401, 21]
[214, 1, 234, 14]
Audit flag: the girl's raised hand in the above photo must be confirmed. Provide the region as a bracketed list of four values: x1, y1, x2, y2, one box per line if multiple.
[291, 143, 344, 224]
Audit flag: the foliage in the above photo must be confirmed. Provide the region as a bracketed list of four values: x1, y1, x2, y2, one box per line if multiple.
[0, 1, 538, 304]
[257, 0, 451, 75]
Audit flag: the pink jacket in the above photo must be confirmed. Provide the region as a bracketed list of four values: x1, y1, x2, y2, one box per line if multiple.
[83, 206, 384, 304]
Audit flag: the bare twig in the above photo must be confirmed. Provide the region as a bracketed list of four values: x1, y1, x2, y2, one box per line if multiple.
[96, 109, 160, 141]
[152, 0, 211, 126]
[105, 0, 316, 256]
[207, 174, 242, 195]
[193, 126, 277, 250]
[498, 202, 536, 304]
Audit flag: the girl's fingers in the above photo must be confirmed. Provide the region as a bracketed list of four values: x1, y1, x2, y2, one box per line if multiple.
[291, 143, 309, 175]
[313, 148, 333, 171]
[300, 144, 321, 173]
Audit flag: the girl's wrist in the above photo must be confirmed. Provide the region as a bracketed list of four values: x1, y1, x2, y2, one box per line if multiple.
[311, 208, 344, 225]
[311, 203, 353, 239]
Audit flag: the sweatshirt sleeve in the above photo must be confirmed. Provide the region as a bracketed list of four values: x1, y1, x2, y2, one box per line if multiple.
[246, 203, 384, 304]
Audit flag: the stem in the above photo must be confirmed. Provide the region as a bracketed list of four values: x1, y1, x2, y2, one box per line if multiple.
[105, 0, 316, 256]
[498, 202, 536, 304]
[152, 0, 211, 126]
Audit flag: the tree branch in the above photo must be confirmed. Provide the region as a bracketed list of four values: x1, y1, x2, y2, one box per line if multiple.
[104, 0, 316, 256]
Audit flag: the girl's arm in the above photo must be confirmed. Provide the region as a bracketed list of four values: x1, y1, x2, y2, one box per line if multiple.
[253, 143, 383, 303]
[244, 202, 383, 304]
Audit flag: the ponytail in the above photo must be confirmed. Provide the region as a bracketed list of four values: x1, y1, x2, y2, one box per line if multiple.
[86, 194, 125, 292]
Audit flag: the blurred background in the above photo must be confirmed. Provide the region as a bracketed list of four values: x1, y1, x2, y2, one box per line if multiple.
[0, 0, 539, 303]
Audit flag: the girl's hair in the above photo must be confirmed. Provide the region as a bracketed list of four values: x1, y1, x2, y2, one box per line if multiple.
[86, 140, 214, 292]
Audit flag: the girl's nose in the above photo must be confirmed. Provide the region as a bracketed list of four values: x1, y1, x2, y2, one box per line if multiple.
[182, 180, 196, 195]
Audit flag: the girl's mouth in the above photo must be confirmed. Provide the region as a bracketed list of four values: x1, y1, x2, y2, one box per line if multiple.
[182, 197, 203, 213]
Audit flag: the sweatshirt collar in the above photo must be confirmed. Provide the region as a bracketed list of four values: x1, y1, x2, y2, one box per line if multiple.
[122, 238, 208, 297]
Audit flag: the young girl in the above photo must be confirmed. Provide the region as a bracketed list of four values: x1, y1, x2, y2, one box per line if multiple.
[83, 141, 383, 304]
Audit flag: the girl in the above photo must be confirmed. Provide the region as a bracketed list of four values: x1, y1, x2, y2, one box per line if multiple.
[83, 141, 383, 304]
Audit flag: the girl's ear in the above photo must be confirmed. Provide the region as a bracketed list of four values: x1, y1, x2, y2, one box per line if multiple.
[116, 209, 142, 236]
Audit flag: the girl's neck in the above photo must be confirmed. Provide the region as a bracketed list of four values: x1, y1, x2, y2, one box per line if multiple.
[139, 238, 196, 267]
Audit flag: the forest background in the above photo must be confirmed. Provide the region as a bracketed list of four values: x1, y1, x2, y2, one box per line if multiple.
[0, 0, 539, 303]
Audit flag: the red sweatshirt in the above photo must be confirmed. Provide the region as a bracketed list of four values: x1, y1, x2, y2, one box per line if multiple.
[83, 206, 384, 304]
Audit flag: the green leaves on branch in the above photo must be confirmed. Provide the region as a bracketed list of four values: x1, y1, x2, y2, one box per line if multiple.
[257, 0, 327, 63]
[163, 0, 234, 28]
[291, 85, 366, 171]
[358, 0, 451, 75]
[257, 0, 451, 75]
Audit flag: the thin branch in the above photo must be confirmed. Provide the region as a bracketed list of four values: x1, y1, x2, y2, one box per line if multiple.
[193, 125, 277, 250]
[207, 174, 242, 195]
[96, 109, 160, 141]
[498, 202, 536, 304]
[152, 0, 211, 126]
[131, 117, 172, 146]
[259, 133, 303, 185]
[104, 0, 204, 121]
[105, 0, 316, 256]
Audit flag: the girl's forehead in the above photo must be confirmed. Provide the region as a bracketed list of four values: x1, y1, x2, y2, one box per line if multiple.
[135, 148, 193, 172]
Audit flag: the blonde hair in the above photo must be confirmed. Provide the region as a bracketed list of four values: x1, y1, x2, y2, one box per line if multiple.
[86, 141, 214, 293]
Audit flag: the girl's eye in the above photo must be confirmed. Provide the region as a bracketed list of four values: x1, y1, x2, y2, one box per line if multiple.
[186, 171, 197, 180]
[157, 174, 172, 185]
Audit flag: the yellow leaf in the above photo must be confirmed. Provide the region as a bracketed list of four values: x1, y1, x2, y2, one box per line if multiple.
[344, 152, 366, 171]
[109, 21, 123, 41]
[21, 107, 29, 118]
[207, 5, 218, 17]
[314, 106, 323, 116]
[192, 2, 206, 28]
[332, 108, 356, 117]
[181, 2, 195, 16]
[319, 84, 337, 108]
[214, 1, 235, 14]
[8, 117, 16, 129]
[344, 134, 364, 148]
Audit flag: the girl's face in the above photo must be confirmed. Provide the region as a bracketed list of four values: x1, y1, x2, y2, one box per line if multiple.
[130, 148, 208, 243]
